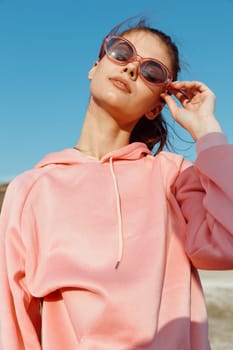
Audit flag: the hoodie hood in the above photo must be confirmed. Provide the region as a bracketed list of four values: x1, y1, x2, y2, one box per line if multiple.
[35, 142, 151, 169]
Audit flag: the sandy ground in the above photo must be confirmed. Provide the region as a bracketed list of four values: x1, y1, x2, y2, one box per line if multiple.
[199, 270, 233, 350]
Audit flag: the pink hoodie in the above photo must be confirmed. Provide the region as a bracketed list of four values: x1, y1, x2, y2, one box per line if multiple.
[1, 132, 233, 350]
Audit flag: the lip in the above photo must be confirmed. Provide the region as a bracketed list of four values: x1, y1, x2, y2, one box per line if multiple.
[109, 77, 131, 93]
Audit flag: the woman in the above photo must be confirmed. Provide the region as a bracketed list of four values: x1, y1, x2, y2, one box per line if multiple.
[0, 18, 233, 350]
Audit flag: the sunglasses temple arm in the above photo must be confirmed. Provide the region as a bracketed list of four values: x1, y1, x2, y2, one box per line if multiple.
[166, 86, 190, 100]
[179, 89, 190, 100]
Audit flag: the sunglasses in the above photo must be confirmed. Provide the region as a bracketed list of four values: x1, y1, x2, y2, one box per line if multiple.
[98, 35, 173, 86]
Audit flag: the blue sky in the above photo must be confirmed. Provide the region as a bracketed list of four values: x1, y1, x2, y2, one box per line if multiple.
[0, 0, 233, 182]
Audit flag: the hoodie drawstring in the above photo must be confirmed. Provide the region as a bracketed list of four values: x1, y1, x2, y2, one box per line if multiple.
[109, 157, 123, 269]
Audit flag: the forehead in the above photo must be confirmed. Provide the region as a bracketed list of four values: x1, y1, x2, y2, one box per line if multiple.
[122, 30, 172, 71]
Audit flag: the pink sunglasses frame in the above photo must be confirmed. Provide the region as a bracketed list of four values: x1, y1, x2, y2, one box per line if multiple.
[98, 35, 173, 86]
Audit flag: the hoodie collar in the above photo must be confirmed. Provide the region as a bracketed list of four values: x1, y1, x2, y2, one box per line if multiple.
[35, 142, 151, 168]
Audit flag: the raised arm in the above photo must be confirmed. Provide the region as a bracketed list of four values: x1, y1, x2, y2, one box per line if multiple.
[173, 132, 233, 269]
[161, 81, 233, 269]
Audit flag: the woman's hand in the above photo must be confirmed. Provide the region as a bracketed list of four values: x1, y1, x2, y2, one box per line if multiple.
[161, 81, 222, 141]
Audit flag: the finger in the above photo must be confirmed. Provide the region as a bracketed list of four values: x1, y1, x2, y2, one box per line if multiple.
[169, 81, 211, 94]
[167, 87, 191, 103]
[160, 93, 181, 118]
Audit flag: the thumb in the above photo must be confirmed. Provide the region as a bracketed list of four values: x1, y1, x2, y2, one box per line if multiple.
[160, 93, 180, 119]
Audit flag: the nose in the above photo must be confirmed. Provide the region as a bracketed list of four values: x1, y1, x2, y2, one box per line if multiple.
[121, 61, 139, 81]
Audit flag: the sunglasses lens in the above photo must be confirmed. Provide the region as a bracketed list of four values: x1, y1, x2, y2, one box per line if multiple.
[141, 61, 167, 84]
[105, 37, 134, 62]
[104, 36, 170, 84]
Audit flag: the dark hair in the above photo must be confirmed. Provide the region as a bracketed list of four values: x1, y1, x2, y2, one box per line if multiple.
[102, 17, 181, 154]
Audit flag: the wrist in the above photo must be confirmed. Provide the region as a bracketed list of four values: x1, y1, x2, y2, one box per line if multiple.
[194, 118, 222, 141]
[196, 132, 227, 154]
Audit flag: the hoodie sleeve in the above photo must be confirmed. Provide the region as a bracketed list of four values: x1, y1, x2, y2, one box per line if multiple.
[174, 132, 233, 270]
[0, 175, 42, 349]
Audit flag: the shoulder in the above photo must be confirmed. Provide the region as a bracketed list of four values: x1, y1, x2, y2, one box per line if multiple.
[2, 165, 55, 214]
[150, 150, 192, 171]
[146, 151, 193, 188]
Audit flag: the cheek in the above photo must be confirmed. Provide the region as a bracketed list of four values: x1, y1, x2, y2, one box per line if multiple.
[145, 85, 166, 106]
[89, 68, 105, 94]
[136, 88, 160, 110]
[89, 61, 111, 90]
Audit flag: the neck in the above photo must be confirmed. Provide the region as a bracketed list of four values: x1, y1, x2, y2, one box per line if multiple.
[75, 101, 136, 160]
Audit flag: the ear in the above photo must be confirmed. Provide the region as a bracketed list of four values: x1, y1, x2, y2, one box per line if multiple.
[145, 102, 164, 120]
[88, 61, 99, 80]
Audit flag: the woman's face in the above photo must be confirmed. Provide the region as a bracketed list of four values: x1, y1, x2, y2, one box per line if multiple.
[88, 30, 173, 128]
